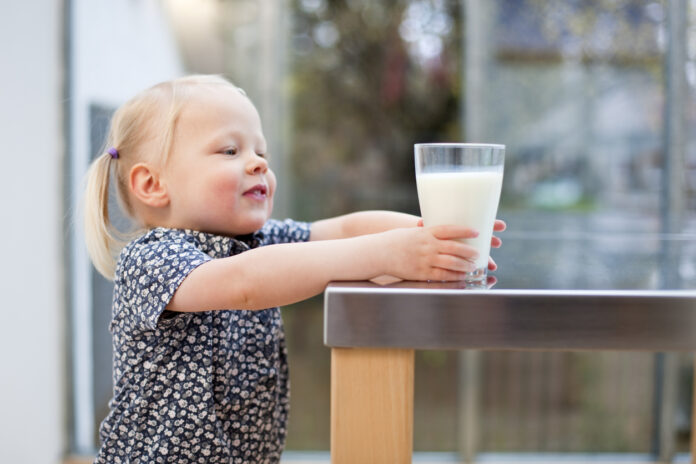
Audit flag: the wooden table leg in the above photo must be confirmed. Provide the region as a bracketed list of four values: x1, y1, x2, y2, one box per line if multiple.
[331, 347, 415, 464]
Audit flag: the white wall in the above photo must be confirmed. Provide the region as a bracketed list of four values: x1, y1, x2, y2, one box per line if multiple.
[70, 0, 184, 454]
[0, 1, 64, 463]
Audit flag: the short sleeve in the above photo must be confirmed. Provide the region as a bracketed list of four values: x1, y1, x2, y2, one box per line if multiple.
[116, 235, 211, 333]
[261, 219, 311, 245]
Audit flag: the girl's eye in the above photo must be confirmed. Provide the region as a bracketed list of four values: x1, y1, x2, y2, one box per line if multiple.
[256, 152, 267, 159]
[223, 147, 238, 156]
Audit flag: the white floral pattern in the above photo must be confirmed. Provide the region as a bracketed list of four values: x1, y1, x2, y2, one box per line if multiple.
[95, 219, 311, 464]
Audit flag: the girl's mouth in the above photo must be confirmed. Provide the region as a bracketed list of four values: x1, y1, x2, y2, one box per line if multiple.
[243, 184, 268, 200]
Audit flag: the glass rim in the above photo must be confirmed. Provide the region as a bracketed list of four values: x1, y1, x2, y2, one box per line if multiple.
[415, 142, 505, 150]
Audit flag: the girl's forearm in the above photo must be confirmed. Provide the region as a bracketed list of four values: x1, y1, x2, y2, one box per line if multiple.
[169, 223, 482, 313]
[349, 210, 420, 234]
[239, 237, 385, 307]
[168, 234, 387, 312]
[310, 211, 420, 241]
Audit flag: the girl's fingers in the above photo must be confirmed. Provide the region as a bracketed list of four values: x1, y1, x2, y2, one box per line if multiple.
[417, 219, 424, 227]
[430, 225, 478, 240]
[491, 235, 502, 248]
[493, 219, 506, 232]
[430, 267, 469, 282]
[488, 256, 497, 271]
[438, 240, 479, 261]
[434, 254, 477, 273]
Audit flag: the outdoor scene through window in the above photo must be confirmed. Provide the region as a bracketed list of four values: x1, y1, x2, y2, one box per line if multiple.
[83, 0, 694, 458]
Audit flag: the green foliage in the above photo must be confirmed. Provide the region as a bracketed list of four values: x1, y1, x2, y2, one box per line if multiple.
[290, 0, 463, 219]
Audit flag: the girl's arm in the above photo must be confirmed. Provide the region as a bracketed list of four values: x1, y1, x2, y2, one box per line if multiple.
[167, 225, 479, 312]
[310, 211, 420, 241]
[311, 210, 506, 270]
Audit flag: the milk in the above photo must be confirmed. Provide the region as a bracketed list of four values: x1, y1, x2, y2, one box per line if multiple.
[416, 169, 503, 270]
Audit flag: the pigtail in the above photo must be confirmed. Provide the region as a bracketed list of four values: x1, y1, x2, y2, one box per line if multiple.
[84, 151, 121, 280]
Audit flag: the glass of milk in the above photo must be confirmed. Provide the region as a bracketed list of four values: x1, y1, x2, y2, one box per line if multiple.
[415, 143, 505, 283]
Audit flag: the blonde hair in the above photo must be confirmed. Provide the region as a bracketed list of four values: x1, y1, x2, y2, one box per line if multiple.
[83, 74, 243, 279]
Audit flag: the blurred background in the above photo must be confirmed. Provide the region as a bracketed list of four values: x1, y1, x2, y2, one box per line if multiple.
[2, 0, 696, 462]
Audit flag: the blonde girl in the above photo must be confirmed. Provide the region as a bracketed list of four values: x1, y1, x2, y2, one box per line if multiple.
[84, 74, 504, 463]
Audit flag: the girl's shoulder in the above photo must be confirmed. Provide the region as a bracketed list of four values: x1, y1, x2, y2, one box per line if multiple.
[119, 227, 195, 256]
[111, 227, 211, 333]
[115, 228, 205, 274]
[129, 227, 195, 247]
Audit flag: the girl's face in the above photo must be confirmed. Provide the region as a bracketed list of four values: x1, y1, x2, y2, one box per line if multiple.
[162, 85, 276, 236]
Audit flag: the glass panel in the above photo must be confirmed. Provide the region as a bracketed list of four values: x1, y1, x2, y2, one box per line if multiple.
[88, 104, 118, 446]
[82, 0, 693, 457]
[468, 2, 690, 454]
[283, 0, 689, 456]
[478, 351, 655, 453]
[481, 0, 666, 221]
[290, 0, 462, 219]
[287, 0, 465, 451]
[491, 232, 696, 290]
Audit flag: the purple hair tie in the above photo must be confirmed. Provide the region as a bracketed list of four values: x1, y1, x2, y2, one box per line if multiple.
[108, 147, 119, 159]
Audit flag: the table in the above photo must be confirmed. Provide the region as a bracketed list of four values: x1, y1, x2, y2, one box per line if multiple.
[323, 228, 696, 463]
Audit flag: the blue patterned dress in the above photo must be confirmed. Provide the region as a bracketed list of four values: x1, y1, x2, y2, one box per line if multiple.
[95, 219, 311, 464]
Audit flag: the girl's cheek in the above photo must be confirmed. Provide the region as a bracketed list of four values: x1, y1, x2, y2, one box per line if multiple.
[267, 169, 278, 196]
[212, 171, 241, 195]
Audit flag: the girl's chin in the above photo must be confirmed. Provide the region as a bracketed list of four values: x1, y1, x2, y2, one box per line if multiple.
[200, 211, 271, 237]
[234, 217, 270, 235]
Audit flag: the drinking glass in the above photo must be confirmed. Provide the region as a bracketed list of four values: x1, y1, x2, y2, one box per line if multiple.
[415, 143, 505, 283]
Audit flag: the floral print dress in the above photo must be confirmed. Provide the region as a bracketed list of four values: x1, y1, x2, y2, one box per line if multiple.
[94, 219, 311, 464]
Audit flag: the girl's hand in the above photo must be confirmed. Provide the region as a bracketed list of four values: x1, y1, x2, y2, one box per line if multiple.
[417, 218, 506, 272]
[488, 219, 506, 271]
[377, 225, 480, 281]
[491, 218, 506, 242]
[418, 218, 506, 250]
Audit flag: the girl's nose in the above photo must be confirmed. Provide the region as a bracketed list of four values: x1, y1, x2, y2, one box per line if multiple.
[246, 152, 268, 175]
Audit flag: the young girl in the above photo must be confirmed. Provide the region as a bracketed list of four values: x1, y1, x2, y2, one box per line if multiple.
[84, 74, 504, 463]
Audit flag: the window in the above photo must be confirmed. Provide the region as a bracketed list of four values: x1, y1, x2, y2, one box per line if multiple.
[74, 0, 693, 460]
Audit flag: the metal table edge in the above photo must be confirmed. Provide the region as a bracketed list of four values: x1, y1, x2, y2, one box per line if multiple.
[323, 282, 696, 351]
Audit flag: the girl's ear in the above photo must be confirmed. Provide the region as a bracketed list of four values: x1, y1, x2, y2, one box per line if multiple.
[129, 163, 170, 208]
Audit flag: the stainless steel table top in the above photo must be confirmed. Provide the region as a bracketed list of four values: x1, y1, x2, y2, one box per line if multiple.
[324, 226, 696, 351]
